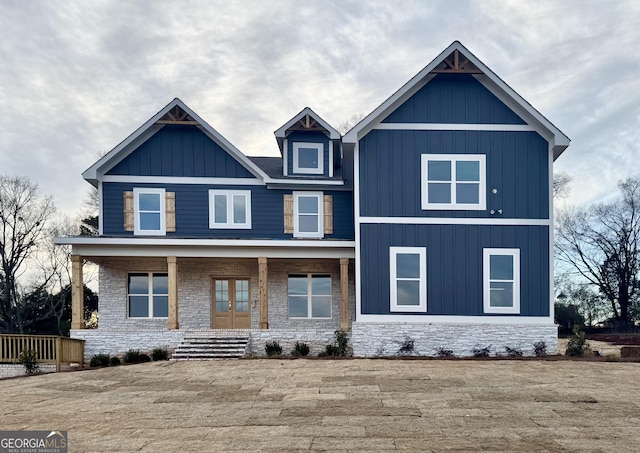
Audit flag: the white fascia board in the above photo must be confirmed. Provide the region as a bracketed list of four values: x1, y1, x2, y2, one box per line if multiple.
[266, 179, 344, 187]
[374, 123, 536, 132]
[274, 107, 341, 140]
[355, 315, 554, 325]
[101, 175, 263, 186]
[54, 236, 355, 248]
[343, 41, 570, 157]
[83, 98, 270, 183]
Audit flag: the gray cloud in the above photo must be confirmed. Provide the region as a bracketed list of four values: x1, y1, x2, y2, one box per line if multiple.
[0, 0, 638, 215]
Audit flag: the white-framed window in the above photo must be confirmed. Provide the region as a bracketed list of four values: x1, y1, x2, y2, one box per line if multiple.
[208, 190, 252, 229]
[390, 247, 427, 312]
[133, 188, 166, 235]
[421, 154, 486, 210]
[288, 274, 332, 319]
[293, 191, 324, 238]
[483, 248, 520, 314]
[293, 142, 324, 174]
[128, 273, 168, 318]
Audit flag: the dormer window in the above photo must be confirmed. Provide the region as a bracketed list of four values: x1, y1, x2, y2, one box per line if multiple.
[293, 142, 323, 175]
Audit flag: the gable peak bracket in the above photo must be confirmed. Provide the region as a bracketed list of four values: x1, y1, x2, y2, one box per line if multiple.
[430, 49, 483, 74]
[155, 105, 199, 125]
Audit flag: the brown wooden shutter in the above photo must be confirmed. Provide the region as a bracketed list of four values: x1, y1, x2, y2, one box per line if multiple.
[283, 194, 293, 234]
[123, 191, 134, 231]
[165, 192, 176, 232]
[323, 195, 333, 235]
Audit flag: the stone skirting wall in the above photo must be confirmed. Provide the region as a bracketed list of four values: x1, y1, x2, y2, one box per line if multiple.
[249, 328, 342, 357]
[71, 329, 184, 359]
[0, 364, 56, 379]
[351, 322, 558, 357]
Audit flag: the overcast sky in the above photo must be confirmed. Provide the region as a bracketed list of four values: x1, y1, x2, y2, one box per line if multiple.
[1, 0, 638, 218]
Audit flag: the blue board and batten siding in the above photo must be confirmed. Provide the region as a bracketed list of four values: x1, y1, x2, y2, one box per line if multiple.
[360, 223, 549, 316]
[358, 130, 549, 219]
[102, 182, 354, 239]
[382, 74, 526, 124]
[107, 125, 256, 178]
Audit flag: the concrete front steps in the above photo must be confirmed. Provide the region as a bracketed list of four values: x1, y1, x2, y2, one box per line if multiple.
[172, 334, 249, 360]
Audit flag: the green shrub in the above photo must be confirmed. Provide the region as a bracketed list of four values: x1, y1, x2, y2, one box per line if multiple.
[533, 341, 547, 357]
[109, 356, 121, 366]
[151, 348, 169, 361]
[436, 348, 455, 358]
[123, 349, 141, 363]
[396, 336, 416, 356]
[90, 353, 111, 367]
[139, 353, 151, 363]
[325, 344, 340, 356]
[565, 326, 590, 357]
[472, 346, 491, 357]
[292, 341, 310, 357]
[265, 341, 282, 357]
[19, 349, 40, 375]
[505, 346, 523, 357]
[324, 329, 351, 357]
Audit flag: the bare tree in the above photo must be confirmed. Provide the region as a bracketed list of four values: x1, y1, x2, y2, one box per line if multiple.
[553, 171, 572, 199]
[337, 113, 365, 135]
[556, 177, 640, 327]
[0, 175, 56, 333]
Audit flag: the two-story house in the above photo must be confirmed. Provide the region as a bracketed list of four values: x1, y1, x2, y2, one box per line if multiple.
[56, 41, 569, 358]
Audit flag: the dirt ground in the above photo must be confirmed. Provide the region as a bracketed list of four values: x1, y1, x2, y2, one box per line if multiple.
[2, 359, 640, 452]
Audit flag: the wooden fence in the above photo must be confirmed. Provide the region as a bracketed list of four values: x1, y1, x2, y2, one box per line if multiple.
[0, 334, 84, 372]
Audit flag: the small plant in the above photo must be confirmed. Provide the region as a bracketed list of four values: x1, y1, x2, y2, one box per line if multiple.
[292, 341, 310, 357]
[472, 345, 491, 357]
[123, 349, 142, 364]
[396, 336, 416, 356]
[265, 341, 282, 357]
[565, 326, 591, 357]
[109, 356, 121, 366]
[151, 348, 169, 361]
[19, 349, 40, 375]
[334, 329, 351, 356]
[436, 347, 455, 358]
[505, 346, 523, 357]
[139, 353, 151, 363]
[533, 340, 547, 357]
[325, 344, 340, 356]
[90, 353, 111, 367]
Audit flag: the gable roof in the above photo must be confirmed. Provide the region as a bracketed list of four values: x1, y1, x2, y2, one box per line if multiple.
[82, 98, 270, 186]
[343, 41, 570, 160]
[274, 107, 341, 154]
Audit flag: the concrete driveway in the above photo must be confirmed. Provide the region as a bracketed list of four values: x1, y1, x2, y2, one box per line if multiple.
[1, 359, 639, 452]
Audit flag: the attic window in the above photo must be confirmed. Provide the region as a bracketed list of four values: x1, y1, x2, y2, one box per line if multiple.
[293, 142, 323, 175]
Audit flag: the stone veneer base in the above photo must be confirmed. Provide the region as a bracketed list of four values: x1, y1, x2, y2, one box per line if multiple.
[351, 322, 558, 357]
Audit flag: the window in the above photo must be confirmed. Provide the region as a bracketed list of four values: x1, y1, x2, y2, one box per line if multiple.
[293, 191, 324, 238]
[390, 247, 427, 312]
[288, 274, 332, 318]
[133, 188, 166, 235]
[128, 273, 168, 318]
[483, 248, 520, 314]
[209, 190, 251, 229]
[293, 142, 323, 174]
[421, 154, 486, 210]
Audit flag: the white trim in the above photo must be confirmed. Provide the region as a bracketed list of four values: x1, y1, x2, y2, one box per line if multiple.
[83, 98, 271, 184]
[55, 237, 354, 248]
[208, 190, 252, 229]
[548, 142, 555, 321]
[483, 248, 520, 314]
[102, 175, 263, 185]
[293, 191, 324, 239]
[375, 123, 536, 132]
[133, 187, 166, 236]
[359, 217, 550, 226]
[274, 107, 341, 140]
[267, 179, 344, 186]
[287, 274, 332, 319]
[421, 154, 486, 210]
[343, 41, 569, 158]
[128, 272, 169, 319]
[283, 138, 288, 176]
[390, 247, 427, 312]
[293, 142, 324, 175]
[98, 180, 104, 235]
[329, 141, 334, 178]
[354, 315, 554, 324]
[354, 142, 362, 322]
